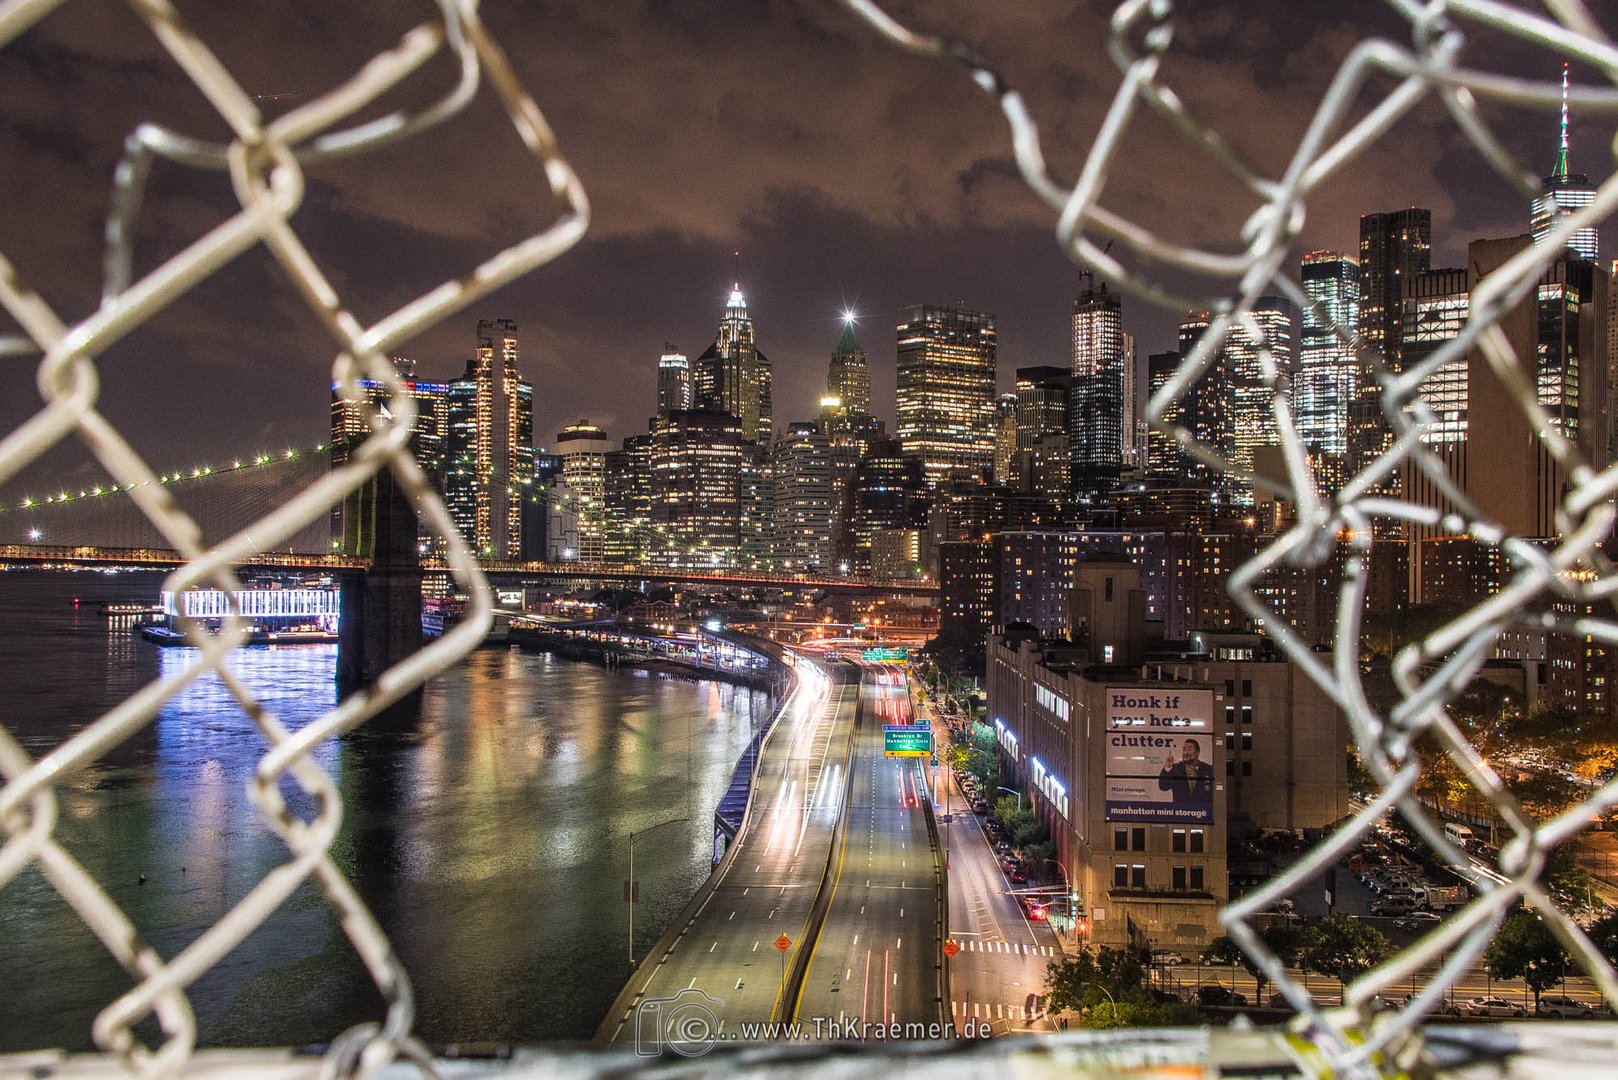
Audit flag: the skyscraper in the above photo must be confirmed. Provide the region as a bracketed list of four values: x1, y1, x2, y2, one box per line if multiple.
[1531, 64, 1599, 262]
[993, 393, 1018, 486]
[694, 284, 773, 443]
[1145, 350, 1185, 481]
[1181, 309, 1227, 482]
[1069, 274, 1127, 495]
[329, 356, 447, 556]
[896, 304, 998, 488]
[444, 319, 534, 558]
[1401, 267, 1470, 445]
[649, 408, 745, 566]
[1014, 365, 1071, 492]
[840, 438, 929, 569]
[657, 345, 691, 416]
[1401, 236, 1610, 587]
[827, 318, 871, 418]
[1350, 208, 1432, 479]
[1297, 250, 1360, 456]
[771, 422, 835, 571]
[1225, 297, 1294, 501]
[554, 421, 613, 562]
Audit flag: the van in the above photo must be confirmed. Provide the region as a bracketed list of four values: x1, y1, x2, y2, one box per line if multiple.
[1443, 823, 1475, 849]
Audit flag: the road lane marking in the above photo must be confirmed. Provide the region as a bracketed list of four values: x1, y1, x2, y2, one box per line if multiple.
[729, 911, 736, 920]
[896, 937, 902, 949]
[709, 941, 718, 953]
[753, 941, 759, 951]
[688, 978, 698, 990]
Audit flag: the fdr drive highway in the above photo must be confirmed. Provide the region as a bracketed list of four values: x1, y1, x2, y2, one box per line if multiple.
[596, 656, 949, 1050]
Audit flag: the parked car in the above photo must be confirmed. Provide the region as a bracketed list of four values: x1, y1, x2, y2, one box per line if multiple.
[1369, 898, 1417, 917]
[1008, 870, 1027, 883]
[972, 801, 989, 815]
[1463, 996, 1525, 1018]
[1536, 995, 1594, 1019]
[1149, 950, 1186, 967]
[1403, 993, 1461, 1016]
[1395, 911, 1443, 929]
[1197, 985, 1248, 1007]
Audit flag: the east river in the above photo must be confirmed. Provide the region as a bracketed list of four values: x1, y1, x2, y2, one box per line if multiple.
[0, 572, 766, 1051]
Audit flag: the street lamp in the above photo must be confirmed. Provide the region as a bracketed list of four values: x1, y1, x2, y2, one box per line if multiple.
[627, 816, 690, 967]
[997, 786, 1025, 812]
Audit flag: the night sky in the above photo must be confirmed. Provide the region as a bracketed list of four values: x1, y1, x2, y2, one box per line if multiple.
[1, 1, 1613, 498]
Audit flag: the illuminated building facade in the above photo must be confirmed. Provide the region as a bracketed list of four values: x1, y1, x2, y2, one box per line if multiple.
[554, 421, 613, 562]
[1400, 268, 1470, 444]
[1297, 251, 1359, 456]
[444, 319, 534, 558]
[649, 408, 744, 566]
[1350, 208, 1432, 480]
[827, 319, 871, 419]
[841, 438, 928, 570]
[896, 304, 998, 488]
[1144, 351, 1185, 481]
[1069, 275, 1127, 495]
[1225, 296, 1294, 503]
[657, 345, 691, 416]
[771, 422, 835, 571]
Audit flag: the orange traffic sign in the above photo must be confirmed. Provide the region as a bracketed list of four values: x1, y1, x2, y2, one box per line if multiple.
[774, 934, 792, 952]
[942, 939, 960, 959]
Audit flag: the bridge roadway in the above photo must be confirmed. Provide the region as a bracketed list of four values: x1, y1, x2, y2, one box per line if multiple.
[598, 655, 860, 1048]
[793, 661, 948, 1037]
[0, 544, 937, 594]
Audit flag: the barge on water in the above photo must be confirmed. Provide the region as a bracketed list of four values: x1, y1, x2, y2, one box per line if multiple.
[139, 584, 340, 647]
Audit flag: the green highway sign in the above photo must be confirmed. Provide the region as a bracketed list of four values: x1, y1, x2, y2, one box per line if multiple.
[862, 647, 910, 662]
[883, 725, 932, 757]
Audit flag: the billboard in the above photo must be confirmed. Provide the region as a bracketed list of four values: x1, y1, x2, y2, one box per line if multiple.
[1104, 688, 1215, 823]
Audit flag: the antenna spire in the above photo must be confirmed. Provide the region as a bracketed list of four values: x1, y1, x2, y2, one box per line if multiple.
[1555, 62, 1571, 179]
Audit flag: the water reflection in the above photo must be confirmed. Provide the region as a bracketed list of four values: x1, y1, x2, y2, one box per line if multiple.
[0, 573, 766, 1050]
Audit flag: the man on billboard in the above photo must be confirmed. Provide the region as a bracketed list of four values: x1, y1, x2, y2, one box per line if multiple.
[1158, 738, 1213, 808]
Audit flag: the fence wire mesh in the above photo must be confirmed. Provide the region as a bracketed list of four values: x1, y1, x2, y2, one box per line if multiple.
[0, 0, 585, 1076]
[840, 0, 1618, 1076]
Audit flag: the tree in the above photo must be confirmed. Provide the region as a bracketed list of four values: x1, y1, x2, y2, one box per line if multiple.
[1506, 771, 1585, 822]
[1584, 908, 1618, 969]
[1202, 928, 1301, 1001]
[1045, 945, 1169, 1027]
[1021, 839, 1057, 877]
[1045, 947, 1104, 1016]
[993, 795, 1025, 831]
[1300, 914, 1388, 982]
[1484, 911, 1566, 1008]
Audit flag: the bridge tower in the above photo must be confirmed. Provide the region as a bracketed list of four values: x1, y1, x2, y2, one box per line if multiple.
[337, 465, 423, 696]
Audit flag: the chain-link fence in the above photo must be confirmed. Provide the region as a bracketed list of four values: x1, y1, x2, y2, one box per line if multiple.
[839, 0, 1618, 1075]
[0, 0, 584, 1075]
[6, 0, 1618, 1077]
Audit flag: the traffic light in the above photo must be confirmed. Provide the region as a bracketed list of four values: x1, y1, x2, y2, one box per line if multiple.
[1075, 917, 1089, 937]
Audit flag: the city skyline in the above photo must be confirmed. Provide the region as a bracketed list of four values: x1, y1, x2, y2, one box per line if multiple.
[2, 2, 1615, 494]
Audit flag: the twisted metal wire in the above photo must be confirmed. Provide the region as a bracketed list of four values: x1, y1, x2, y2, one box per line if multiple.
[844, 0, 1618, 1074]
[0, 0, 586, 1076]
